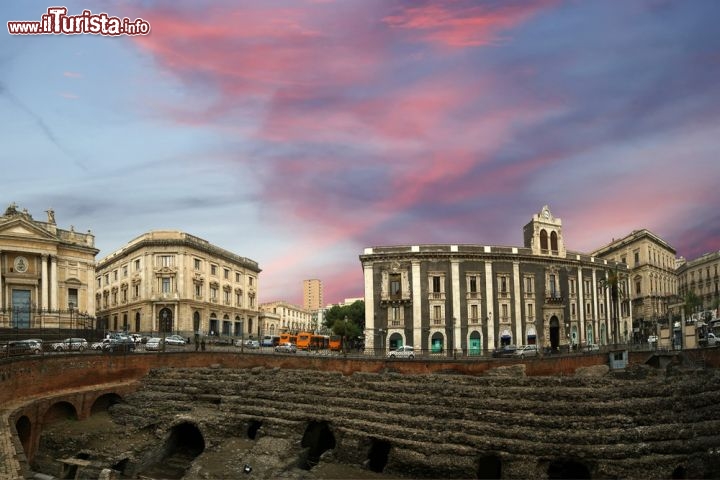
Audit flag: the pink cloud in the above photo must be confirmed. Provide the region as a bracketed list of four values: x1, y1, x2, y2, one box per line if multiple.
[60, 92, 79, 99]
[383, 1, 558, 48]
[63, 71, 82, 78]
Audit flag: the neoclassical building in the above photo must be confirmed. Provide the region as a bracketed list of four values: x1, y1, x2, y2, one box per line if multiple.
[591, 229, 678, 343]
[0, 203, 98, 329]
[95, 231, 260, 338]
[677, 251, 720, 317]
[361, 206, 632, 355]
[259, 301, 312, 334]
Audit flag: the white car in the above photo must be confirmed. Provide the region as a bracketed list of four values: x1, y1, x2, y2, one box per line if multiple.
[236, 339, 260, 349]
[387, 345, 415, 359]
[514, 345, 538, 358]
[52, 338, 88, 352]
[144, 337, 163, 351]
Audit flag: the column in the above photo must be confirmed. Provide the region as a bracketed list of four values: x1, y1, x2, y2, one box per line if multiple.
[50, 256, 58, 311]
[363, 263, 375, 353]
[41, 255, 49, 311]
[513, 261, 522, 344]
[0, 249, 3, 310]
[485, 261, 495, 350]
[578, 266, 585, 346]
[411, 260, 422, 348]
[450, 259, 461, 355]
[591, 268, 598, 344]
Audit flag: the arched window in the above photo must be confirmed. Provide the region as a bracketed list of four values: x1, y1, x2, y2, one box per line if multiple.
[540, 229, 549, 251]
[550, 231, 558, 252]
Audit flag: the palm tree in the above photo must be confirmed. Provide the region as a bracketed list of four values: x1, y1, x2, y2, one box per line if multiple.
[598, 266, 625, 345]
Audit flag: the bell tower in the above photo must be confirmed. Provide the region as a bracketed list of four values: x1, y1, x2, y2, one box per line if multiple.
[523, 205, 566, 258]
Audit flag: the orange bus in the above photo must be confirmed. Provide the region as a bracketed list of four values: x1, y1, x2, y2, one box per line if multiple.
[279, 333, 297, 346]
[328, 335, 342, 351]
[296, 332, 329, 351]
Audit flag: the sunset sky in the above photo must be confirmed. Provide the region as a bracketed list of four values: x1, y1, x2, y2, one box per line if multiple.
[2, 0, 719, 306]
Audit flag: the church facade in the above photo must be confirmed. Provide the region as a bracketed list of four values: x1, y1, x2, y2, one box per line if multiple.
[0, 204, 98, 330]
[360, 206, 632, 355]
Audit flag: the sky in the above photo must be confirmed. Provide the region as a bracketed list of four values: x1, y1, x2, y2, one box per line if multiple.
[1, 0, 719, 306]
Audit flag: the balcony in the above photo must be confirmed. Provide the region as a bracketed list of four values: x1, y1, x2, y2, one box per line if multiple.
[389, 319, 404, 328]
[429, 292, 445, 301]
[545, 296, 564, 305]
[468, 316, 481, 325]
[380, 294, 412, 306]
[466, 292, 481, 300]
[431, 317, 445, 326]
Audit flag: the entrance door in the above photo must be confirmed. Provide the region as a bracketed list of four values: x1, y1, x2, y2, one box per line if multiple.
[549, 316, 560, 351]
[12, 290, 31, 328]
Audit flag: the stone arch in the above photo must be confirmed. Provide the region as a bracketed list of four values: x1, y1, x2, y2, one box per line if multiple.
[477, 453, 502, 479]
[430, 331, 445, 353]
[247, 420, 262, 440]
[549, 316, 560, 351]
[387, 332, 404, 350]
[44, 401, 78, 425]
[468, 330, 482, 356]
[299, 420, 336, 470]
[366, 437, 391, 473]
[671, 465, 687, 479]
[142, 422, 205, 478]
[90, 393, 122, 415]
[547, 458, 591, 479]
[15, 415, 31, 456]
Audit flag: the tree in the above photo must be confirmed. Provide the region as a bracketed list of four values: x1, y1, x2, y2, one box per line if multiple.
[683, 291, 702, 318]
[324, 301, 365, 352]
[598, 266, 625, 344]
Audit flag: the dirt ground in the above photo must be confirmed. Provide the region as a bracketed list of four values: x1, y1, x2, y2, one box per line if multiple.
[36, 413, 403, 480]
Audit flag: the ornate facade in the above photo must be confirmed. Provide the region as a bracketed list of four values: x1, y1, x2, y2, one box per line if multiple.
[677, 251, 720, 316]
[591, 229, 678, 342]
[95, 231, 260, 338]
[259, 301, 312, 334]
[0, 203, 98, 329]
[361, 206, 632, 355]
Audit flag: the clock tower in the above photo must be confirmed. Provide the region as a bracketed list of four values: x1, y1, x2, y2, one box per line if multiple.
[523, 205, 566, 258]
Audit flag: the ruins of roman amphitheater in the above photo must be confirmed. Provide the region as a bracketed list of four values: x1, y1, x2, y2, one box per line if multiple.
[3, 348, 720, 479]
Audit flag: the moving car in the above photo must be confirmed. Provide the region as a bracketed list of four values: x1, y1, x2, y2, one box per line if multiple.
[514, 345, 538, 359]
[237, 339, 260, 349]
[386, 345, 415, 359]
[275, 342, 297, 353]
[91, 339, 110, 350]
[52, 338, 88, 352]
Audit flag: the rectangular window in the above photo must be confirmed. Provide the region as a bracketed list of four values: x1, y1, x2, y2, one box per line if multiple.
[470, 304, 478, 320]
[634, 251, 640, 264]
[121, 289, 127, 302]
[211, 264, 217, 276]
[433, 305, 442, 321]
[432, 276, 441, 293]
[501, 304, 508, 319]
[525, 277, 533, 293]
[391, 307, 400, 320]
[636, 280, 641, 295]
[113, 270, 118, 281]
[97, 277, 101, 288]
[194, 259, 201, 270]
[236, 291, 242, 306]
[68, 288, 78, 308]
[390, 273, 401, 298]
[162, 277, 171, 293]
[224, 290, 231, 303]
[470, 276, 477, 293]
[158, 255, 173, 267]
[133, 284, 139, 298]
[210, 287, 217, 300]
[249, 277, 254, 287]
[549, 274, 557, 296]
[104, 274, 109, 285]
[236, 272, 241, 282]
[224, 268, 230, 280]
[195, 284, 202, 297]
[134, 259, 141, 271]
[501, 277, 507, 293]
[123, 265, 128, 277]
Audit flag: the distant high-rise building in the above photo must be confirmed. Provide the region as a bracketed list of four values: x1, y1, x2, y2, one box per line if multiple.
[303, 279, 323, 311]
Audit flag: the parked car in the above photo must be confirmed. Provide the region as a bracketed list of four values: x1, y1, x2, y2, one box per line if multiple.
[275, 342, 297, 353]
[514, 345, 538, 359]
[2, 339, 43, 356]
[648, 335, 658, 345]
[165, 335, 187, 346]
[144, 337, 163, 351]
[386, 345, 415, 359]
[492, 345, 517, 358]
[103, 337, 136, 353]
[52, 338, 88, 352]
[91, 339, 111, 350]
[237, 339, 260, 349]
